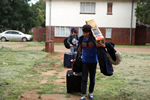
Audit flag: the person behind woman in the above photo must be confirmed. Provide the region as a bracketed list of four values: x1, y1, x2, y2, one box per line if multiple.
[67, 27, 78, 58]
[78, 24, 105, 100]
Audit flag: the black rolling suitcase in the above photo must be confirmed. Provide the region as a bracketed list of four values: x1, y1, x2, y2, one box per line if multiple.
[64, 53, 74, 68]
[66, 70, 82, 93]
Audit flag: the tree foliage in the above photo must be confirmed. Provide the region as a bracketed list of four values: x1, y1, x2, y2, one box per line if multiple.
[0, 0, 36, 32]
[31, 0, 45, 27]
[135, 0, 150, 25]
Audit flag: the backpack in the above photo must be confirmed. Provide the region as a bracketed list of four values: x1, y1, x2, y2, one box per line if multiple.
[64, 37, 70, 49]
[64, 35, 78, 49]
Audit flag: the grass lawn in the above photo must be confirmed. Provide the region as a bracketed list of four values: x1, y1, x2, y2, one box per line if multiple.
[94, 53, 150, 100]
[0, 48, 65, 100]
[0, 42, 150, 100]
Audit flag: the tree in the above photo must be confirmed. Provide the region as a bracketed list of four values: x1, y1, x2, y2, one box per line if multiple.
[135, 0, 150, 25]
[31, 0, 45, 27]
[0, 0, 11, 31]
[0, 0, 36, 32]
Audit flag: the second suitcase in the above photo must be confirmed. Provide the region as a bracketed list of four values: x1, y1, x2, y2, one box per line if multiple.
[64, 53, 74, 68]
[66, 70, 82, 93]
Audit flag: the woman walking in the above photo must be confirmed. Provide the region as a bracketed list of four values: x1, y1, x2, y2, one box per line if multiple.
[78, 24, 105, 100]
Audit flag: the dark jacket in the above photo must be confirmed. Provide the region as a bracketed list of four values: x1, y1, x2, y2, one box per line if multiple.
[97, 42, 116, 76]
[67, 35, 78, 46]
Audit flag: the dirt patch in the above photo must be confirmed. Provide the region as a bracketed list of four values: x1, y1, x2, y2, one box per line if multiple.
[19, 52, 77, 100]
[52, 62, 61, 68]
[35, 63, 49, 69]
[57, 68, 71, 79]
[1, 43, 150, 53]
[41, 70, 56, 76]
[55, 79, 66, 85]
[40, 67, 71, 85]
[116, 47, 150, 53]
[54, 45, 70, 53]
[40, 80, 48, 84]
[51, 52, 64, 62]
[56, 68, 72, 85]
[23, 46, 44, 50]
[39, 53, 71, 85]
[38, 53, 66, 85]
[19, 93, 80, 100]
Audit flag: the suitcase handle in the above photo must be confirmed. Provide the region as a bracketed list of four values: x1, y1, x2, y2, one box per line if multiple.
[67, 72, 79, 77]
[73, 72, 79, 76]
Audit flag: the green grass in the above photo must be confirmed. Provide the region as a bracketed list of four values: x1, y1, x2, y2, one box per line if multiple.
[93, 52, 150, 100]
[0, 48, 45, 99]
[54, 43, 64, 46]
[0, 48, 65, 100]
[0, 43, 150, 100]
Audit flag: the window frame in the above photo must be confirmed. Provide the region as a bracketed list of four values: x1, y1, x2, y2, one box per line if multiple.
[105, 28, 112, 39]
[54, 26, 71, 37]
[80, 2, 96, 14]
[5, 31, 13, 34]
[12, 32, 20, 35]
[107, 2, 113, 15]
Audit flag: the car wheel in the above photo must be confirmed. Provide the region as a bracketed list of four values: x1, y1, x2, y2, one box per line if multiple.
[1, 37, 6, 42]
[22, 37, 27, 42]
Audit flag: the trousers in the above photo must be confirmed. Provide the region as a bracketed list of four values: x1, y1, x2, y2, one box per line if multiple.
[81, 62, 97, 95]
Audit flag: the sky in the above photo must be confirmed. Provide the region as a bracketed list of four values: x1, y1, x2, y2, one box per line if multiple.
[28, 0, 39, 5]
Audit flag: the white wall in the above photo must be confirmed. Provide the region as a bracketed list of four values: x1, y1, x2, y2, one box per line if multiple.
[46, 0, 137, 28]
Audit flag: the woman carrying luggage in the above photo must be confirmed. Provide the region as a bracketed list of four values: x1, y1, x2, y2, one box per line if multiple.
[78, 24, 105, 100]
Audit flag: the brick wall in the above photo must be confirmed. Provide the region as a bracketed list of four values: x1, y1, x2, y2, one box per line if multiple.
[33, 27, 46, 41]
[100, 28, 135, 45]
[34, 25, 149, 45]
[46, 26, 135, 45]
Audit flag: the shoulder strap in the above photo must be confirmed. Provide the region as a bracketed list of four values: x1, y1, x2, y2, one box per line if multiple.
[69, 35, 73, 44]
[79, 35, 84, 46]
[91, 34, 95, 41]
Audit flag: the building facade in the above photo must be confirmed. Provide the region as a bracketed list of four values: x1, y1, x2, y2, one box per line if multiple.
[44, 0, 137, 45]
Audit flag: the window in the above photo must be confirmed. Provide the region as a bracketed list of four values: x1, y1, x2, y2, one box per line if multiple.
[55, 26, 70, 37]
[80, 2, 96, 14]
[12, 32, 20, 35]
[107, 3, 113, 15]
[105, 28, 112, 38]
[79, 27, 83, 37]
[5, 31, 12, 34]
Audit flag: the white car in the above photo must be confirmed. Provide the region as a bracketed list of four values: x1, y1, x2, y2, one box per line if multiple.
[0, 30, 33, 42]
